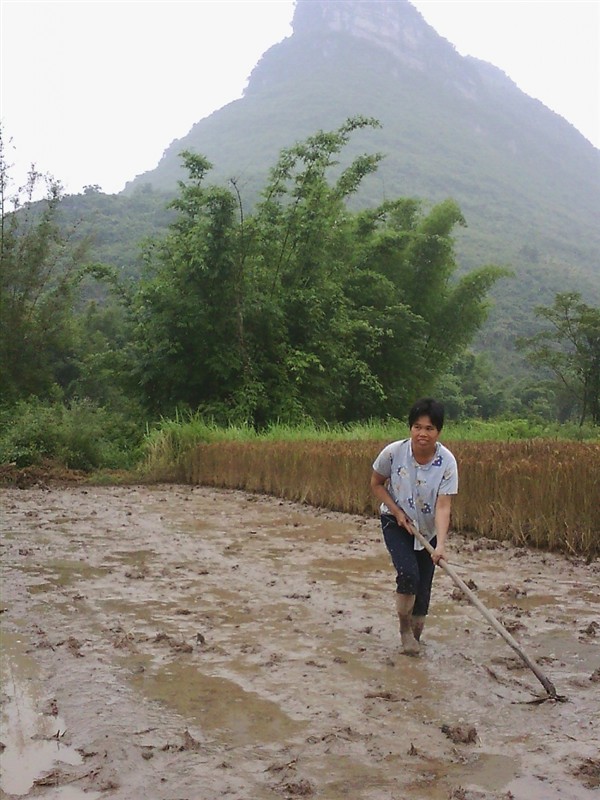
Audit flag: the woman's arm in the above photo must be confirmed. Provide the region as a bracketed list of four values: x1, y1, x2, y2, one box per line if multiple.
[432, 494, 452, 564]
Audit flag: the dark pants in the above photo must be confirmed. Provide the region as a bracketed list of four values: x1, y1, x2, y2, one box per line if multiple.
[381, 514, 436, 616]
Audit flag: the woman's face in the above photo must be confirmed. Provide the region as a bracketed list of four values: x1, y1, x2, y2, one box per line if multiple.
[410, 414, 440, 455]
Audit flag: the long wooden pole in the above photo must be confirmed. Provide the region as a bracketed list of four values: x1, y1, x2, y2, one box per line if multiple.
[411, 527, 559, 699]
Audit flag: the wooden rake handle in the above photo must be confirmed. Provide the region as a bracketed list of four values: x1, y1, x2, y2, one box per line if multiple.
[411, 527, 559, 698]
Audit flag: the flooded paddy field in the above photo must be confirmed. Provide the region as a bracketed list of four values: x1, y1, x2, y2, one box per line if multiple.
[1, 484, 598, 799]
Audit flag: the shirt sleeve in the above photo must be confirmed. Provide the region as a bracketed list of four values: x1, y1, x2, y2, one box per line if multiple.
[372, 444, 393, 478]
[439, 452, 458, 495]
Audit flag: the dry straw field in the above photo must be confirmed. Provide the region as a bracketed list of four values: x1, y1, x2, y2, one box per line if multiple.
[182, 440, 599, 559]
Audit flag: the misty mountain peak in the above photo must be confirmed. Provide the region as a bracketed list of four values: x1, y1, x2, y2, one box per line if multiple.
[292, 0, 452, 69]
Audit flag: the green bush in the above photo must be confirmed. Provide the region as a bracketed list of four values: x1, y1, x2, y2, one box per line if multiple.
[0, 398, 143, 471]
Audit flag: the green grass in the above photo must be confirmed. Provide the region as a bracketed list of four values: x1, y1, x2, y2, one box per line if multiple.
[140, 412, 599, 479]
[145, 412, 599, 444]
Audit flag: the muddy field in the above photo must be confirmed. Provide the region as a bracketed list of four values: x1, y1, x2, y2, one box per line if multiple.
[1, 484, 599, 800]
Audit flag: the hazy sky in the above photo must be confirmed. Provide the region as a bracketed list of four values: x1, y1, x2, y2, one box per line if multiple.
[1, 0, 598, 196]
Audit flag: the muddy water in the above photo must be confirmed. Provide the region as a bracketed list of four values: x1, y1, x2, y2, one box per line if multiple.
[0, 630, 101, 800]
[0, 484, 598, 800]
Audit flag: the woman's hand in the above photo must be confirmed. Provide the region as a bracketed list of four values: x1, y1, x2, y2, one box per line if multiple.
[394, 508, 414, 534]
[431, 544, 447, 565]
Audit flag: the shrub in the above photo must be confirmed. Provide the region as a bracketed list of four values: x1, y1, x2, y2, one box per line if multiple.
[0, 398, 143, 471]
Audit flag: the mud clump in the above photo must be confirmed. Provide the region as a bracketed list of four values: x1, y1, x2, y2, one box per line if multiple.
[499, 583, 527, 598]
[450, 579, 478, 602]
[497, 617, 526, 634]
[470, 537, 504, 552]
[280, 778, 315, 796]
[572, 757, 600, 789]
[449, 789, 514, 799]
[41, 697, 59, 716]
[153, 631, 193, 653]
[181, 729, 202, 752]
[33, 769, 64, 787]
[579, 620, 599, 639]
[125, 567, 149, 579]
[160, 729, 203, 753]
[365, 690, 403, 702]
[441, 724, 478, 744]
[0, 460, 86, 488]
[64, 636, 84, 657]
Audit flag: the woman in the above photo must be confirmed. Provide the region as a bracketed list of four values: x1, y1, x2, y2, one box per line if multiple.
[370, 397, 458, 655]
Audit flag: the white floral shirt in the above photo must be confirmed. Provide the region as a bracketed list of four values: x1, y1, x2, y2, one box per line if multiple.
[372, 438, 458, 549]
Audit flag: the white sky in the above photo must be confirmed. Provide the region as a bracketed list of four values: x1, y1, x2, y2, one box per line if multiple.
[1, 0, 598, 196]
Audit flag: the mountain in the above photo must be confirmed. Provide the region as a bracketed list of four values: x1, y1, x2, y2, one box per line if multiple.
[120, 0, 599, 359]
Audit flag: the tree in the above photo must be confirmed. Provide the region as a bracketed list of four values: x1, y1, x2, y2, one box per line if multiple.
[0, 130, 89, 404]
[251, 116, 388, 421]
[131, 151, 256, 418]
[432, 350, 508, 420]
[132, 118, 506, 424]
[132, 118, 386, 421]
[348, 197, 508, 417]
[0, 131, 131, 411]
[518, 292, 600, 425]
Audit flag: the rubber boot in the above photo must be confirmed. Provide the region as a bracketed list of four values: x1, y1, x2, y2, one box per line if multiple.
[411, 615, 426, 643]
[395, 593, 420, 655]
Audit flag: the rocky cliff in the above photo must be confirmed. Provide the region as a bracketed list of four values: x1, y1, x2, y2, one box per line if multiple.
[292, 0, 441, 69]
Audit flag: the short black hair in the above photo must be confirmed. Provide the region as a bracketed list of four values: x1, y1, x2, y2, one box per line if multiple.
[408, 397, 445, 431]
